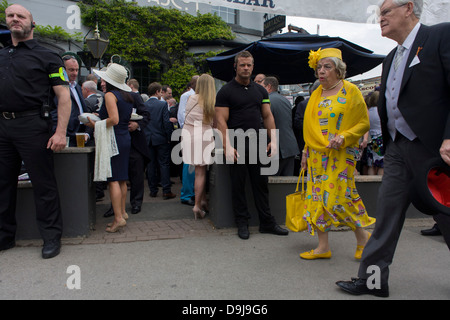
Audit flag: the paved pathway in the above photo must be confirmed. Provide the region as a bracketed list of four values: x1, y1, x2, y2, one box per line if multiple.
[3, 178, 449, 301]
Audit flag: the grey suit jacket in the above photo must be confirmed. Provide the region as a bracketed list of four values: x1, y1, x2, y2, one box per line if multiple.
[84, 92, 103, 113]
[269, 91, 300, 159]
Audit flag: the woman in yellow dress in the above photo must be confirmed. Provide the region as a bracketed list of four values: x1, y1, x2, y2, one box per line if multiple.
[299, 48, 375, 260]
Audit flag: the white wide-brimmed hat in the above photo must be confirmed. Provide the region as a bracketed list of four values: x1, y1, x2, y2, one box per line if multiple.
[93, 63, 131, 92]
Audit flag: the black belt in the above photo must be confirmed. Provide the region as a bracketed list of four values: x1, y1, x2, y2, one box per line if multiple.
[1, 110, 41, 120]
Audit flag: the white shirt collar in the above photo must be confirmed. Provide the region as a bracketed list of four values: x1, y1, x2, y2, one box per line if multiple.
[400, 22, 421, 51]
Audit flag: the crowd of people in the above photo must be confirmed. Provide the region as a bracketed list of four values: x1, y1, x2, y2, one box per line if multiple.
[1, 1, 449, 299]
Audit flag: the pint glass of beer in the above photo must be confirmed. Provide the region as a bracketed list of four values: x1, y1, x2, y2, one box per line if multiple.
[76, 133, 85, 147]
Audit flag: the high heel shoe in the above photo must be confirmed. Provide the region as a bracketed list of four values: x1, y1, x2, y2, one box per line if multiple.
[193, 207, 206, 220]
[106, 219, 126, 233]
[107, 213, 128, 227]
[200, 201, 209, 213]
[355, 232, 371, 260]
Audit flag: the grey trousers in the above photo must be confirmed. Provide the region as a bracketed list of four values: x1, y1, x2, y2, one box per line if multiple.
[357, 134, 446, 285]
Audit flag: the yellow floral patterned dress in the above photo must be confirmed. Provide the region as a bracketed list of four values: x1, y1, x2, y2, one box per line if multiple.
[302, 82, 375, 235]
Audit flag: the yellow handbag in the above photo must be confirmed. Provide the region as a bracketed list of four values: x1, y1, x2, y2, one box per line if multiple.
[285, 169, 307, 232]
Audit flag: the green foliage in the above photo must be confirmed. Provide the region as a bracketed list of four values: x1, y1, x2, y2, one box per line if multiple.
[78, 0, 234, 73]
[0, 0, 10, 23]
[35, 25, 82, 42]
[160, 62, 197, 98]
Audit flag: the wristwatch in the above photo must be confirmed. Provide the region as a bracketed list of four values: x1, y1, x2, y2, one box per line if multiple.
[339, 134, 345, 140]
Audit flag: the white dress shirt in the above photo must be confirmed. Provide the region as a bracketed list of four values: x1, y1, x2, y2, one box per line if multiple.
[70, 81, 84, 116]
[177, 88, 195, 128]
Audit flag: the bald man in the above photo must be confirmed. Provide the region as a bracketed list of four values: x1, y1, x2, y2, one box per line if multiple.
[0, 4, 71, 259]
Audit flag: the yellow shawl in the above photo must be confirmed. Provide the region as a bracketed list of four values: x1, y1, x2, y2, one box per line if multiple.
[303, 80, 369, 153]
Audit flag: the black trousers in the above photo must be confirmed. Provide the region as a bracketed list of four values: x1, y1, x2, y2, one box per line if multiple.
[0, 115, 62, 245]
[228, 136, 276, 228]
[358, 134, 450, 285]
[147, 143, 172, 194]
[434, 213, 450, 250]
[128, 145, 146, 208]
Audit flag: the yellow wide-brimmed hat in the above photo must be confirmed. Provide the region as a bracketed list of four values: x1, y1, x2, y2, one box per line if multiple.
[308, 48, 343, 70]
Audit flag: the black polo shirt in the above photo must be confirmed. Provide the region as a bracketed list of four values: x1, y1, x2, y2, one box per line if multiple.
[0, 39, 68, 112]
[215, 78, 270, 131]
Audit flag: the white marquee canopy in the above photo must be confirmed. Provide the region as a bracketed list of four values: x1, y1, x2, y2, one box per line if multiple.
[196, 0, 449, 25]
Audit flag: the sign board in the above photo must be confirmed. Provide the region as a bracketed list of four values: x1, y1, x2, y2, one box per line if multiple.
[264, 15, 286, 37]
[360, 82, 379, 97]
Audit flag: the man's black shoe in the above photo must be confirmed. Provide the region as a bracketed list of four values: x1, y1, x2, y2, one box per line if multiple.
[238, 225, 250, 240]
[181, 198, 195, 206]
[421, 224, 442, 236]
[0, 240, 15, 252]
[259, 225, 289, 236]
[42, 239, 61, 259]
[103, 205, 114, 217]
[336, 278, 389, 298]
[131, 206, 141, 214]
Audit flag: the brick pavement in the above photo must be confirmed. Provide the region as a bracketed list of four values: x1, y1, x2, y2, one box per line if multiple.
[15, 178, 435, 248]
[15, 178, 241, 247]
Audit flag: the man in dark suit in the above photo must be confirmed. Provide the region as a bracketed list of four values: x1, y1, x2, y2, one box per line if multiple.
[128, 84, 151, 214]
[52, 55, 92, 146]
[336, 0, 450, 297]
[143, 82, 176, 200]
[293, 80, 320, 156]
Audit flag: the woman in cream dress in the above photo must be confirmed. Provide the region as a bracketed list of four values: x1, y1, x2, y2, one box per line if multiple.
[181, 74, 216, 219]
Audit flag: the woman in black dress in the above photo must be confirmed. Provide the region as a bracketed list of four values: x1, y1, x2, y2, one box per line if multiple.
[89, 63, 133, 232]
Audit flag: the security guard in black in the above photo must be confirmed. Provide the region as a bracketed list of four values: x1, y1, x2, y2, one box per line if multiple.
[215, 78, 270, 132]
[0, 20, 69, 257]
[0, 39, 68, 113]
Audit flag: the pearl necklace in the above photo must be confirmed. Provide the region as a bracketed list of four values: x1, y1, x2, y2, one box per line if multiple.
[322, 80, 342, 91]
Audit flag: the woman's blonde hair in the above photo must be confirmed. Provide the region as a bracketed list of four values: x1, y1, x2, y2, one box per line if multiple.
[195, 74, 216, 124]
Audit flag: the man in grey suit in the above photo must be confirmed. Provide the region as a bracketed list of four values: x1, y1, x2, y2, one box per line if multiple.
[336, 0, 450, 297]
[81, 80, 103, 113]
[262, 77, 299, 176]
